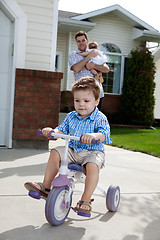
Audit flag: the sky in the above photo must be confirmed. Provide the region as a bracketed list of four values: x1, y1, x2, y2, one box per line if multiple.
[58, 0, 160, 32]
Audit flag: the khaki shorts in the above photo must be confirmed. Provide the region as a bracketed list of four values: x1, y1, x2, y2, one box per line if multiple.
[53, 146, 105, 173]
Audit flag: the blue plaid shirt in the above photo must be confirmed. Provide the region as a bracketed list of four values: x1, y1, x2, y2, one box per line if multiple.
[69, 49, 104, 98]
[57, 108, 112, 153]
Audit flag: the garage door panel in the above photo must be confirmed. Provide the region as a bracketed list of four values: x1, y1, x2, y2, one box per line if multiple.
[0, 9, 11, 36]
[0, 73, 9, 109]
[0, 110, 6, 145]
[0, 8, 12, 146]
[0, 36, 10, 73]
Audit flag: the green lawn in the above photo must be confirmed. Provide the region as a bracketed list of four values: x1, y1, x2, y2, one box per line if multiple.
[110, 127, 160, 158]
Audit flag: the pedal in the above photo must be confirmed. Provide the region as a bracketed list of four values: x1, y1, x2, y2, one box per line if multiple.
[77, 211, 91, 218]
[29, 190, 41, 199]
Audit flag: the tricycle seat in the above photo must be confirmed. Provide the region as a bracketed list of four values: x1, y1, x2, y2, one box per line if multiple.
[68, 164, 82, 172]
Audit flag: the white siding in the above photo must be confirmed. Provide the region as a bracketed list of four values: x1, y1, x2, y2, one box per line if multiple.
[16, 0, 54, 70]
[87, 13, 139, 55]
[154, 58, 160, 119]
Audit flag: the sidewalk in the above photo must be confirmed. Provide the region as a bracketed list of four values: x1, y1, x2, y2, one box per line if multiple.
[0, 139, 160, 240]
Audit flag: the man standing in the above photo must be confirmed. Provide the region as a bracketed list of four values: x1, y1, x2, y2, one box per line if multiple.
[69, 31, 109, 110]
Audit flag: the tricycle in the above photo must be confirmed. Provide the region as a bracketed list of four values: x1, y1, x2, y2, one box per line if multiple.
[25, 129, 120, 226]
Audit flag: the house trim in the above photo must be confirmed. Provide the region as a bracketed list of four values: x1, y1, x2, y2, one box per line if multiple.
[50, 0, 59, 71]
[58, 17, 96, 33]
[153, 46, 160, 61]
[132, 28, 160, 43]
[66, 32, 72, 90]
[71, 4, 158, 32]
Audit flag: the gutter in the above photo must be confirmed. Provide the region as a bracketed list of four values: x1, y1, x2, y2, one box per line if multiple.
[132, 28, 160, 42]
[58, 17, 96, 33]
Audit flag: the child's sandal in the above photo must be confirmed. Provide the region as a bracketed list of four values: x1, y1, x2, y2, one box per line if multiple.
[73, 200, 93, 217]
[99, 76, 104, 83]
[24, 182, 50, 198]
[95, 74, 99, 80]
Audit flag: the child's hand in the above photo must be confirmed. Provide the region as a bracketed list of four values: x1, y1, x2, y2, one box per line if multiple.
[80, 133, 97, 144]
[89, 50, 100, 58]
[42, 127, 53, 139]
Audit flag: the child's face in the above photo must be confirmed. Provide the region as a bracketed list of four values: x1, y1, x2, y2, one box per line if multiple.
[74, 89, 99, 119]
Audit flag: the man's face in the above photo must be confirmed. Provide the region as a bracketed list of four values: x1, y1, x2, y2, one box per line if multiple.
[76, 35, 88, 52]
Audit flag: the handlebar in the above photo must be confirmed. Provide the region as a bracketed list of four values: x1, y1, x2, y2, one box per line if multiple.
[37, 129, 100, 145]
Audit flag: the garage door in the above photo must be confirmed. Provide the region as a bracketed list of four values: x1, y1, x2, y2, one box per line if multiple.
[0, 9, 12, 146]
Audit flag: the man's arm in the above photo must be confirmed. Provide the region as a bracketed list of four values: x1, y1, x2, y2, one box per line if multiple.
[71, 50, 99, 73]
[86, 62, 110, 73]
[78, 52, 89, 57]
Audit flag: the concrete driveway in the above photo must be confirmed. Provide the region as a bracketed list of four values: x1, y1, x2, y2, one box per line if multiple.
[0, 139, 160, 240]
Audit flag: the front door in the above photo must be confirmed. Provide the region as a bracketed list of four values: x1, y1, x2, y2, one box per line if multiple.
[0, 8, 13, 146]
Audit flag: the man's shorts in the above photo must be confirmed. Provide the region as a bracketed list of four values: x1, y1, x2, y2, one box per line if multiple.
[53, 146, 105, 173]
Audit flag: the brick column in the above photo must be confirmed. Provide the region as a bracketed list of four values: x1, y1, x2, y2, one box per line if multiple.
[13, 68, 63, 149]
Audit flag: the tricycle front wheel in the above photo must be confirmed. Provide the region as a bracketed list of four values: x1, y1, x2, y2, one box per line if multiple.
[45, 186, 72, 226]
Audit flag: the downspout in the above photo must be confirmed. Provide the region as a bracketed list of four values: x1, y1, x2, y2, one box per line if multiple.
[50, 0, 59, 71]
[120, 55, 125, 94]
[66, 32, 72, 90]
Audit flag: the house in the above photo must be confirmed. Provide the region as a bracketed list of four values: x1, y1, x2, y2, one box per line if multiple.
[0, 0, 63, 148]
[57, 5, 160, 119]
[153, 47, 160, 120]
[0, 2, 160, 149]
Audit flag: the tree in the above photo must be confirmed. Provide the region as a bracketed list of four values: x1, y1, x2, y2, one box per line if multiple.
[121, 42, 156, 126]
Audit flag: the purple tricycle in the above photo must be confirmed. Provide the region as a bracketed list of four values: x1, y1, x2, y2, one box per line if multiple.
[27, 129, 120, 226]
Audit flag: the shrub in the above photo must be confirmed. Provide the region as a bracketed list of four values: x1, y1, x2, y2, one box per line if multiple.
[121, 42, 156, 126]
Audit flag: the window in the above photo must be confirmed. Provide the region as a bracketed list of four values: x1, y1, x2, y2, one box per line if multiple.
[99, 43, 122, 94]
[100, 43, 121, 53]
[55, 52, 62, 72]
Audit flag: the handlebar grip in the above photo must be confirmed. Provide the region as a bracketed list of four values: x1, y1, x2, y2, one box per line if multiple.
[49, 130, 55, 139]
[80, 136, 100, 145]
[37, 129, 55, 139]
[91, 139, 100, 145]
[37, 129, 43, 136]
